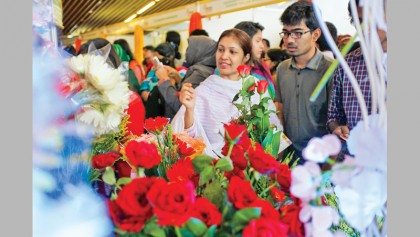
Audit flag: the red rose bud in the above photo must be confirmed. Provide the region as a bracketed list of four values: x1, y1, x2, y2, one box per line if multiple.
[257, 80, 269, 94]
[223, 122, 248, 144]
[92, 152, 120, 169]
[247, 83, 256, 93]
[237, 64, 252, 77]
[144, 116, 169, 133]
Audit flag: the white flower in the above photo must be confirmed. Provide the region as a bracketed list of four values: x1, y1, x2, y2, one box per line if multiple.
[69, 54, 89, 74]
[331, 156, 357, 187]
[302, 134, 341, 162]
[347, 114, 387, 172]
[290, 161, 322, 201]
[334, 169, 387, 232]
[299, 204, 339, 237]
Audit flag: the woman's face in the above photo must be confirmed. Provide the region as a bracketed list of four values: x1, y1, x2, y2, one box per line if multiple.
[251, 30, 264, 59]
[216, 35, 250, 81]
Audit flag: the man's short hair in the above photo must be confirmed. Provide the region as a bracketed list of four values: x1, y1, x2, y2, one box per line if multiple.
[280, 1, 319, 31]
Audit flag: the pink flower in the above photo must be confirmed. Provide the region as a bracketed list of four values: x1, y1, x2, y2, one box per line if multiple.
[290, 162, 322, 202]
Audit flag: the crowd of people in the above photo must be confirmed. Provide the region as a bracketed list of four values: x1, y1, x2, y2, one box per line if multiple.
[63, 0, 386, 164]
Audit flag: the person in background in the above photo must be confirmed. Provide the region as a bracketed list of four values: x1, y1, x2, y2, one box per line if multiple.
[140, 42, 178, 119]
[316, 21, 338, 59]
[279, 38, 287, 50]
[143, 45, 155, 76]
[233, 21, 276, 100]
[114, 39, 145, 83]
[166, 31, 182, 67]
[190, 29, 209, 37]
[171, 28, 282, 157]
[155, 35, 217, 117]
[327, 0, 387, 159]
[275, 1, 333, 164]
[262, 38, 270, 57]
[263, 48, 291, 83]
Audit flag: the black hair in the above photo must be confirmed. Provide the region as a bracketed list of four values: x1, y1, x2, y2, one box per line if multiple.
[78, 38, 121, 69]
[143, 45, 155, 51]
[190, 29, 209, 37]
[316, 21, 338, 51]
[262, 38, 270, 48]
[234, 21, 265, 38]
[155, 42, 176, 68]
[348, 0, 362, 24]
[165, 31, 181, 60]
[280, 1, 319, 31]
[113, 38, 135, 61]
[266, 48, 291, 74]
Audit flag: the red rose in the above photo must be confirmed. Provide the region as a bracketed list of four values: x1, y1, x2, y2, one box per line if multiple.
[257, 80, 269, 94]
[249, 198, 280, 220]
[125, 140, 162, 169]
[107, 199, 147, 232]
[280, 204, 305, 237]
[223, 122, 248, 144]
[116, 177, 165, 216]
[247, 83, 256, 92]
[248, 143, 281, 174]
[114, 160, 132, 178]
[242, 218, 289, 237]
[222, 144, 248, 170]
[144, 116, 169, 133]
[147, 180, 196, 226]
[227, 176, 258, 209]
[192, 197, 222, 227]
[167, 157, 198, 186]
[237, 64, 252, 77]
[91, 152, 120, 169]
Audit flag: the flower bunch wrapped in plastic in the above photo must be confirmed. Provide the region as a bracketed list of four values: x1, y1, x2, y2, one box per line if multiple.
[60, 44, 131, 135]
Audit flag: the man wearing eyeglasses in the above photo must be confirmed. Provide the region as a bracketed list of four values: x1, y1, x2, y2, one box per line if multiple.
[275, 1, 333, 165]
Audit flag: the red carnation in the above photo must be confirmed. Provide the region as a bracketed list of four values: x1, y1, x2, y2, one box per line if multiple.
[174, 135, 195, 157]
[242, 218, 289, 237]
[114, 160, 132, 178]
[237, 64, 252, 77]
[144, 116, 169, 133]
[248, 143, 281, 174]
[192, 197, 222, 227]
[271, 164, 292, 191]
[257, 80, 269, 94]
[147, 180, 196, 226]
[125, 140, 162, 169]
[91, 152, 120, 169]
[222, 144, 248, 170]
[227, 176, 258, 209]
[224, 165, 246, 180]
[270, 187, 286, 203]
[167, 157, 198, 186]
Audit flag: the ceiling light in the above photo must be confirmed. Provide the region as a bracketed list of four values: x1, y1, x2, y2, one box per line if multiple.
[124, 14, 137, 23]
[136, 1, 156, 15]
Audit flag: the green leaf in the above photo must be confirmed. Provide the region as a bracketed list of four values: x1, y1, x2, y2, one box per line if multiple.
[270, 130, 281, 157]
[203, 180, 226, 209]
[147, 228, 166, 237]
[203, 225, 217, 237]
[116, 177, 132, 187]
[179, 229, 195, 237]
[199, 166, 215, 185]
[88, 168, 102, 183]
[231, 207, 261, 231]
[143, 218, 166, 237]
[215, 157, 233, 172]
[103, 167, 116, 185]
[262, 128, 273, 149]
[192, 155, 214, 173]
[232, 93, 240, 102]
[184, 218, 208, 236]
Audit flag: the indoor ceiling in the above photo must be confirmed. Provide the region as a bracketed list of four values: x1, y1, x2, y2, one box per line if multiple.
[62, 0, 200, 37]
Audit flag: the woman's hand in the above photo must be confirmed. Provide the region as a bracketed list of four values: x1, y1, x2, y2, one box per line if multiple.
[155, 66, 169, 85]
[179, 83, 196, 111]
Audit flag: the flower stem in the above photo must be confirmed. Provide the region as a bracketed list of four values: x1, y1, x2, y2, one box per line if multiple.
[175, 226, 182, 237]
[258, 183, 276, 198]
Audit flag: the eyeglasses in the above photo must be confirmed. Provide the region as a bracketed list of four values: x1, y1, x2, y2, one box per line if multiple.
[279, 30, 312, 39]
